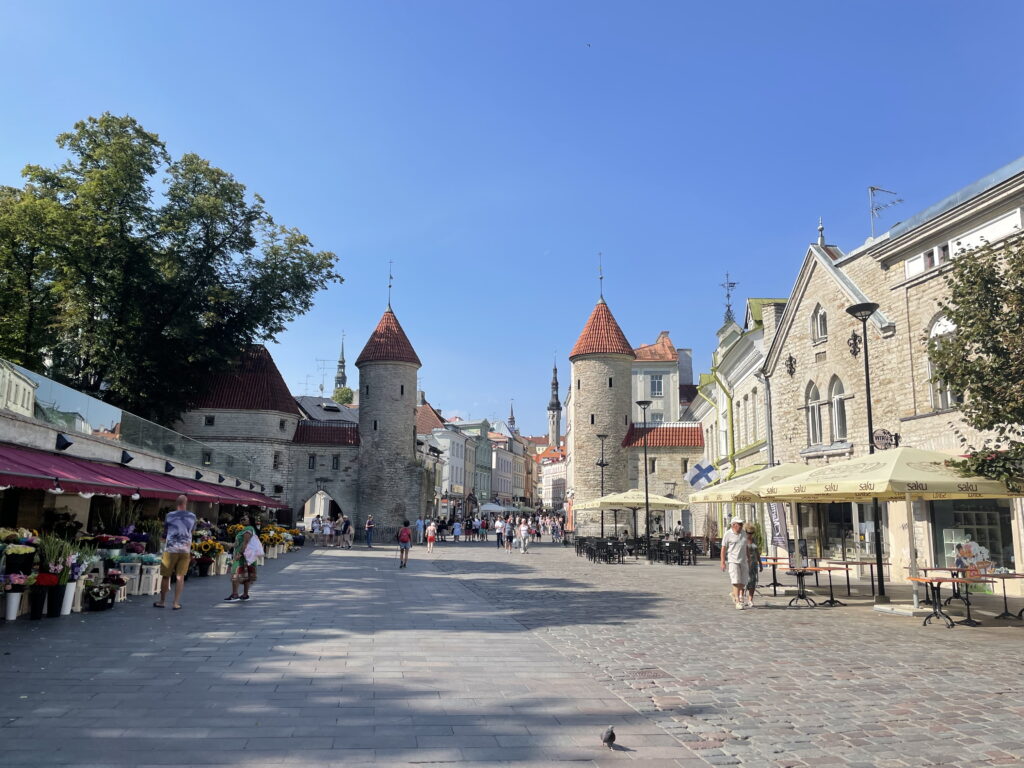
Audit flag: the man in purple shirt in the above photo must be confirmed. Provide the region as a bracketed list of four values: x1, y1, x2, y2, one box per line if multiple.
[156, 495, 196, 610]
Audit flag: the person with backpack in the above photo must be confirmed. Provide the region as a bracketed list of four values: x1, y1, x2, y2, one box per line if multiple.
[397, 520, 412, 568]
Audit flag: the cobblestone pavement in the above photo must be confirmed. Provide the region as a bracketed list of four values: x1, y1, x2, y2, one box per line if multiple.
[2, 541, 1023, 767]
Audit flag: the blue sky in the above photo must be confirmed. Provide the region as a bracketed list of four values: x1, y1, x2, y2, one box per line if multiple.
[2, 2, 1023, 434]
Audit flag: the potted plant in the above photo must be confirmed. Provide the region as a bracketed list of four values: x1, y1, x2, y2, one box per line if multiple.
[3, 574, 28, 620]
[39, 535, 74, 618]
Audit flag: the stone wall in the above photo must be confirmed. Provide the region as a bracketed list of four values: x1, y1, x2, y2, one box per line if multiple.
[357, 360, 425, 529]
[569, 354, 634, 535]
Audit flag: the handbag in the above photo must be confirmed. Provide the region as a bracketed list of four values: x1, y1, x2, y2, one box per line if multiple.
[243, 533, 265, 564]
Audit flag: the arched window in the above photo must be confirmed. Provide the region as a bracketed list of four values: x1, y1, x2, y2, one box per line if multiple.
[828, 376, 847, 442]
[811, 304, 828, 342]
[928, 316, 962, 410]
[805, 382, 823, 446]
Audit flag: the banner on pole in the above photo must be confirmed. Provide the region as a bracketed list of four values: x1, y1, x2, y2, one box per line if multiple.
[767, 502, 788, 549]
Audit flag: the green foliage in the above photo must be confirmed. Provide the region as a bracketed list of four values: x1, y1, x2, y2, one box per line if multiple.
[0, 113, 340, 423]
[929, 235, 1024, 489]
[332, 386, 354, 405]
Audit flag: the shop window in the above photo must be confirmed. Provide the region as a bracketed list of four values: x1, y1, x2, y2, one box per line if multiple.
[928, 316, 963, 410]
[828, 376, 847, 442]
[805, 382, 823, 445]
[931, 498, 1014, 570]
[810, 304, 828, 342]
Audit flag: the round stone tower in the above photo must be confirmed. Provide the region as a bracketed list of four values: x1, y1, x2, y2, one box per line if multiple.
[356, 306, 422, 529]
[569, 297, 635, 535]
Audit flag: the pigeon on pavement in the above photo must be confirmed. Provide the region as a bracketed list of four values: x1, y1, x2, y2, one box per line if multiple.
[601, 726, 615, 749]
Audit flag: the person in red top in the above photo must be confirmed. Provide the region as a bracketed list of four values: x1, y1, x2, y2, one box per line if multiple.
[397, 519, 412, 569]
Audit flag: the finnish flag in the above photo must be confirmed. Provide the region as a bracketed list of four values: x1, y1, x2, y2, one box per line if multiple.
[686, 460, 718, 490]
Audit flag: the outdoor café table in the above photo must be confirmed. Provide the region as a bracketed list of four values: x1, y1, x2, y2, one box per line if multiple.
[981, 572, 1024, 620]
[786, 568, 824, 608]
[812, 566, 850, 607]
[761, 557, 791, 596]
[833, 559, 890, 597]
[908, 576, 995, 627]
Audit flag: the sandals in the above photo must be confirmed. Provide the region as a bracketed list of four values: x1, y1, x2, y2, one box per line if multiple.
[172, 605, 182, 610]
[153, 602, 165, 608]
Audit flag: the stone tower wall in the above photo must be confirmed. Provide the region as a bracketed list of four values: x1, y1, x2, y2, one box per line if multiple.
[547, 407, 561, 449]
[357, 360, 423, 529]
[570, 354, 633, 535]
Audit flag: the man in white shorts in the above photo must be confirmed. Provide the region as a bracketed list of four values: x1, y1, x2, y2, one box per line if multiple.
[720, 517, 749, 610]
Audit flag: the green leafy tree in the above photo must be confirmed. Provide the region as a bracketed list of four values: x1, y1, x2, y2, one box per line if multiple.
[928, 234, 1024, 489]
[2, 113, 340, 423]
[332, 386, 354, 405]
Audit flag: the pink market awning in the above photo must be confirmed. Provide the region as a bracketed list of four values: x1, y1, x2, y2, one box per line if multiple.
[0, 443, 285, 507]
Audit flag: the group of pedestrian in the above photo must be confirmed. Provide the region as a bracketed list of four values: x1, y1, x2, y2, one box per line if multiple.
[154, 494, 262, 611]
[309, 513, 371, 548]
[720, 516, 763, 610]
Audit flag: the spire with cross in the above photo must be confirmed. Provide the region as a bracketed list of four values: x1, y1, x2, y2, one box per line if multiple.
[720, 272, 738, 325]
[598, 251, 604, 300]
[387, 260, 394, 308]
[334, 331, 347, 389]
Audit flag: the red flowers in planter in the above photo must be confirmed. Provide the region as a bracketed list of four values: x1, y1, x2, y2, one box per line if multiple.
[36, 573, 59, 587]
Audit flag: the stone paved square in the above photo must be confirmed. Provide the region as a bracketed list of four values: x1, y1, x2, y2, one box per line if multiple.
[3, 541, 1024, 767]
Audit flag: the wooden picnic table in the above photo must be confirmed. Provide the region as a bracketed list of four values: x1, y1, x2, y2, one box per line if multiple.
[908, 576, 995, 628]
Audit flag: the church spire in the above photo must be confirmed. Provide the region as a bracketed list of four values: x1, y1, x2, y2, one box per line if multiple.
[508, 399, 518, 434]
[548, 360, 561, 412]
[334, 332, 347, 389]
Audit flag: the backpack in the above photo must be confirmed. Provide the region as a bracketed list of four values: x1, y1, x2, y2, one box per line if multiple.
[398, 527, 411, 543]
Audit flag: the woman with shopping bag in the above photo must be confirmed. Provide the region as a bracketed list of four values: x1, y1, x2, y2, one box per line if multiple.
[225, 514, 263, 602]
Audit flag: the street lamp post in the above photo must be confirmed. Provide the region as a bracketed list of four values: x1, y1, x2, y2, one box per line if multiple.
[846, 301, 888, 603]
[596, 433, 609, 537]
[636, 400, 652, 560]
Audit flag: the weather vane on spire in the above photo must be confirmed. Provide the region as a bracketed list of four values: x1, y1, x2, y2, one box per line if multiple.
[387, 260, 394, 307]
[720, 271, 738, 324]
[598, 251, 604, 298]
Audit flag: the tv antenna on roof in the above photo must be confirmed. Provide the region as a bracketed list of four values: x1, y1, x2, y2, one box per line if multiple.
[869, 186, 903, 238]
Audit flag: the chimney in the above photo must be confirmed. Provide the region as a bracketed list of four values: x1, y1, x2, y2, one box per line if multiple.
[677, 348, 693, 385]
[760, 302, 787, 348]
[417, 390, 426, 406]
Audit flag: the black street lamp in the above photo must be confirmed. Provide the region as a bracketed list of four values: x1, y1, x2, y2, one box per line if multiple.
[846, 301, 888, 603]
[636, 400, 652, 560]
[596, 433, 609, 537]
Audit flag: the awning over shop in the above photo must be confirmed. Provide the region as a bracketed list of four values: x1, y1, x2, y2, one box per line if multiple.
[0, 443, 286, 508]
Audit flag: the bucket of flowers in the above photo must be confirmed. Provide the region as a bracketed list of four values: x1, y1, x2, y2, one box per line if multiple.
[1, 528, 40, 576]
[38, 535, 76, 618]
[3, 573, 31, 620]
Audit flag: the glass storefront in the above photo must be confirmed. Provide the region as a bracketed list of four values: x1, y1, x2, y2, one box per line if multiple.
[798, 502, 889, 560]
[930, 498, 1014, 570]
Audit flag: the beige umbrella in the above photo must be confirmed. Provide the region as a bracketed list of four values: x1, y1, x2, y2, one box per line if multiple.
[576, 489, 687, 557]
[756, 446, 1023, 609]
[691, 463, 808, 503]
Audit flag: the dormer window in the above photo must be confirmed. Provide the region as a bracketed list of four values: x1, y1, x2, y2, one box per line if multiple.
[811, 304, 828, 343]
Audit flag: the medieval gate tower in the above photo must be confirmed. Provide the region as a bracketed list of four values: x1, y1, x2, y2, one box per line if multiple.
[356, 306, 424, 528]
[569, 296, 635, 534]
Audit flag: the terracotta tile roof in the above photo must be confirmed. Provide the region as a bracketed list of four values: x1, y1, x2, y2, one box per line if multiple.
[292, 420, 360, 446]
[193, 346, 299, 414]
[416, 402, 446, 434]
[355, 307, 421, 367]
[570, 298, 635, 359]
[634, 331, 677, 362]
[523, 435, 548, 445]
[621, 424, 703, 448]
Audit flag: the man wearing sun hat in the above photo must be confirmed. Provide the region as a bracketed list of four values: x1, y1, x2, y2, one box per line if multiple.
[720, 516, 750, 610]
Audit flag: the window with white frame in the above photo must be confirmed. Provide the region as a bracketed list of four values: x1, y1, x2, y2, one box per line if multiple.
[828, 376, 847, 442]
[928, 316, 963, 410]
[649, 374, 663, 398]
[806, 382, 823, 446]
[811, 304, 828, 342]
[650, 412, 664, 422]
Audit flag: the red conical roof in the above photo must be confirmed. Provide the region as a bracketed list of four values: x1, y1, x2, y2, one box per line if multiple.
[570, 298, 635, 359]
[356, 307, 421, 367]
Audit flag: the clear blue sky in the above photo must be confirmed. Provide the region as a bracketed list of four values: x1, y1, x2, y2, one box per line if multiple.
[3, 2, 1023, 434]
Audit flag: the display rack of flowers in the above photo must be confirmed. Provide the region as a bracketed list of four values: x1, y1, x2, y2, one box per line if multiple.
[192, 540, 224, 576]
[287, 528, 305, 547]
[1, 527, 40, 577]
[37, 535, 76, 619]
